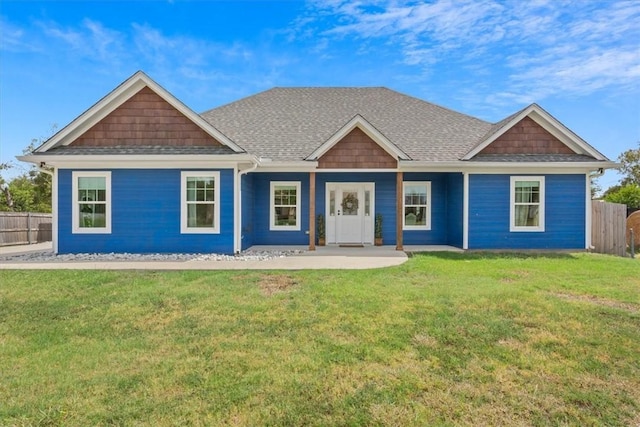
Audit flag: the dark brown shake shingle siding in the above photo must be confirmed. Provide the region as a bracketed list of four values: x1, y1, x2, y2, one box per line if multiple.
[70, 87, 223, 147]
[318, 127, 397, 169]
[479, 116, 574, 155]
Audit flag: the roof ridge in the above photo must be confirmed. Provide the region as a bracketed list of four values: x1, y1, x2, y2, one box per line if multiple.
[200, 85, 498, 162]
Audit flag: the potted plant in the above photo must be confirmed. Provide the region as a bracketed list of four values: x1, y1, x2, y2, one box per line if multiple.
[317, 213, 326, 246]
[374, 213, 383, 246]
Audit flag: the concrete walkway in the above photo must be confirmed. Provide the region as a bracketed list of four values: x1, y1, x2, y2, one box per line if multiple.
[0, 241, 53, 256]
[0, 242, 461, 270]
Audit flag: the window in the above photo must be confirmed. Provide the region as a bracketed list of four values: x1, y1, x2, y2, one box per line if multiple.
[72, 171, 111, 234]
[270, 181, 301, 231]
[181, 171, 220, 234]
[510, 176, 545, 232]
[403, 181, 431, 230]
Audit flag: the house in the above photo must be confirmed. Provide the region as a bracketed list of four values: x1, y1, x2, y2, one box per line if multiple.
[19, 71, 616, 254]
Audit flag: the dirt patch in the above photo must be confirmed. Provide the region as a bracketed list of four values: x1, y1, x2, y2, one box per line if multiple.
[259, 274, 297, 296]
[500, 269, 530, 284]
[412, 333, 438, 348]
[551, 292, 639, 314]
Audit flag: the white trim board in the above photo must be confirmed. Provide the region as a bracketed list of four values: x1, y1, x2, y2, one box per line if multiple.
[180, 171, 221, 234]
[71, 171, 112, 234]
[463, 104, 608, 161]
[306, 114, 410, 161]
[509, 176, 546, 232]
[35, 71, 244, 154]
[269, 181, 302, 231]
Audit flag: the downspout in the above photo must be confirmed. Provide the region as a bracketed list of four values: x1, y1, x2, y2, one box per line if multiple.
[235, 160, 259, 254]
[462, 172, 469, 250]
[586, 168, 605, 250]
[37, 163, 57, 253]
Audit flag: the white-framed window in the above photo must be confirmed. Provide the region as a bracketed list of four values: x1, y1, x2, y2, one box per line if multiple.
[72, 171, 111, 234]
[181, 171, 220, 234]
[510, 176, 545, 232]
[403, 181, 431, 230]
[270, 181, 301, 231]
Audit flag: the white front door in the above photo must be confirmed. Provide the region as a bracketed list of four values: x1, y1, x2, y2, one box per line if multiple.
[326, 183, 374, 245]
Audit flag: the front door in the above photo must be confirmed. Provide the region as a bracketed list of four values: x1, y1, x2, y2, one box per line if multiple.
[326, 183, 374, 245]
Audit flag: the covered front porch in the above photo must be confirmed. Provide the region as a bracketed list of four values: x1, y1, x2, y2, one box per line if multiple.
[246, 244, 465, 255]
[241, 171, 465, 251]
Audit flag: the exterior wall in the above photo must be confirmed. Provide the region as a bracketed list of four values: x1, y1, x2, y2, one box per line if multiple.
[247, 171, 463, 247]
[468, 174, 586, 249]
[58, 168, 235, 254]
[446, 173, 464, 247]
[480, 117, 574, 155]
[71, 87, 223, 147]
[241, 173, 254, 250]
[251, 172, 311, 245]
[402, 172, 460, 246]
[318, 128, 397, 169]
[316, 172, 398, 245]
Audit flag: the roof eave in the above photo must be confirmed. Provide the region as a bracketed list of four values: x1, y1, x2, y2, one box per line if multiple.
[462, 104, 609, 161]
[399, 160, 618, 172]
[35, 71, 244, 154]
[305, 114, 411, 161]
[254, 160, 318, 172]
[18, 153, 257, 168]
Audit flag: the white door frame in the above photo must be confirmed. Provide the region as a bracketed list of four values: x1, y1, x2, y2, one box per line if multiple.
[325, 182, 375, 245]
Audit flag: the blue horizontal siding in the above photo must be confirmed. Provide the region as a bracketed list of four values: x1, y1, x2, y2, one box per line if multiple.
[446, 173, 464, 247]
[248, 171, 463, 247]
[252, 173, 311, 245]
[468, 174, 586, 249]
[317, 172, 398, 245]
[241, 173, 254, 250]
[58, 169, 235, 254]
[402, 172, 460, 245]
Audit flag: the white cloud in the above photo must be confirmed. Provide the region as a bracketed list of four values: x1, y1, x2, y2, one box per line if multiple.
[0, 18, 39, 52]
[37, 18, 125, 64]
[302, 0, 640, 104]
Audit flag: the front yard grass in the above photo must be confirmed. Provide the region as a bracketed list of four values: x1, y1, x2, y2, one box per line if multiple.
[1, 253, 639, 426]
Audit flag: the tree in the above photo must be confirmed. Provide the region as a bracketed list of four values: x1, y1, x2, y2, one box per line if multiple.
[591, 176, 602, 198]
[603, 184, 640, 210]
[0, 132, 54, 212]
[617, 141, 640, 186]
[0, 162, 17, 210]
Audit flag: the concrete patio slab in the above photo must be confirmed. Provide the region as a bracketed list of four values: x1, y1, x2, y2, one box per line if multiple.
[0, 243, 463, 270]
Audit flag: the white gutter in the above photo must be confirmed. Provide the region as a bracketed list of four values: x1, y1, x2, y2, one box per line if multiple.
[252, 160, 317, 172]
[17, 154, 256, 169]
[399, 160, 618, 172]
[36, 165, 53, 176]
[463, 172, 469, 250]
[235, 160, 259, 253]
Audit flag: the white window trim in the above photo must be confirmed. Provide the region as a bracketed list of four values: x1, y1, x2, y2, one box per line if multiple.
[72, 171, 112, 234]
[270, 181, 301, 231]
[403, 181, 432, 230]
[510, 176, 545, 232]
[181, 171, 221, 234]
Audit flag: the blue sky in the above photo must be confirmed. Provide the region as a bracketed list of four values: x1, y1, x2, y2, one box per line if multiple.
[1, 0, 639, 190]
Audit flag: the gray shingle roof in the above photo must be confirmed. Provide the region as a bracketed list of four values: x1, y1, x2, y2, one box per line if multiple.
[200, 88, 493, 162]
[469, 154, 604, 162]
[40, 145, 237, 155]
[473, 106, 527, 148]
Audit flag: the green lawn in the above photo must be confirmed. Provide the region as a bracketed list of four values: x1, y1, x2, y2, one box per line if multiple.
[1, 253, 639, 426]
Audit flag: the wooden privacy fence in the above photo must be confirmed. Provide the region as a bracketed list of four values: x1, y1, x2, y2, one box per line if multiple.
[0, 212, 52, 246]
[591, 201, 627, 257]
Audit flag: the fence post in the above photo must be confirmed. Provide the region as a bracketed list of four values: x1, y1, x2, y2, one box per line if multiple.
[631, 228, 635, 259]
[27, 212, 32, 245]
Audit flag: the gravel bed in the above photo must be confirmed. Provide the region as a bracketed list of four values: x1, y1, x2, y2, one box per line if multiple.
[0, 249, 306, 263]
